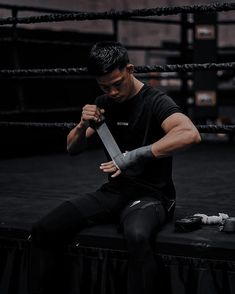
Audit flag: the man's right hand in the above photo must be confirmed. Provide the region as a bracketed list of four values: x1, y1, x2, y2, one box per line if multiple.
[81, 104, 105, 126]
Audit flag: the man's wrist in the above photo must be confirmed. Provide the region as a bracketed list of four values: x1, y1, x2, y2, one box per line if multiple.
[114, 144, 154, 171]
[78, 120, 89, 130]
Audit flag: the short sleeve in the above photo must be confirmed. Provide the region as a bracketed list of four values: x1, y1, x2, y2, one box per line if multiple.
[152, 92, 182, 125]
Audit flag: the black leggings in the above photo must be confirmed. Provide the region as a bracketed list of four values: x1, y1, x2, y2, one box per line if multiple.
[122, 203, 166, 294]
[31, 195, 166, 294]
[31, 194, 110, 249]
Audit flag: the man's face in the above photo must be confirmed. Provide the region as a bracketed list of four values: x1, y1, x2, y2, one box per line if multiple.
[96, 65, 134, 103]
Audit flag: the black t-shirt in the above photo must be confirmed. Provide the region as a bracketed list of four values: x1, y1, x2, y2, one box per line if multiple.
[95, 84, 182, 204]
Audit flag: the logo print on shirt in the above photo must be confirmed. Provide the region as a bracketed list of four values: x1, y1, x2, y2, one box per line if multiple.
[117, 122, 129, 126]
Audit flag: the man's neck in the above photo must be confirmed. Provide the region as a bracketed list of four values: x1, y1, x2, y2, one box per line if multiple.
[129, 77, 144, 99]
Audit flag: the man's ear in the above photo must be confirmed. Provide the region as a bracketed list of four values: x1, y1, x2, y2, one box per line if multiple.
[126, 64, 134, 74]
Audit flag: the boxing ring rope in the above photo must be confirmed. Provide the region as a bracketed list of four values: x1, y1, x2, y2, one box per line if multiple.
[0, 63, 234, 135]
[0, 121, 234, 134]
[0, 3, 81, 14]
[0, 4, 181, 25]
[0, 62, 234, 78]
[0, 2, 234, 26]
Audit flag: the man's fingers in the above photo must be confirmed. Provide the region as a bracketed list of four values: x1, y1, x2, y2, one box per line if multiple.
[100, 160, 120, 175]
[83, 113, 99, 122]
[100, 166, 117, 172]
[111, 170, 121, 178]
[100, 161, 114, 167]
[82, 110, 100, 121]
[82, 105, 105, 122]
[82, 110, 98, 116]
[100, 163, 116, 171]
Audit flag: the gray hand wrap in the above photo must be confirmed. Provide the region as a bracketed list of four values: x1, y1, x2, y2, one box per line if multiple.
[113, 145, 155, 172]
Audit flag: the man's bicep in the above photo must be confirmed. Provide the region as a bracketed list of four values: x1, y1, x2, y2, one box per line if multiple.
[161, 113, 193, 133]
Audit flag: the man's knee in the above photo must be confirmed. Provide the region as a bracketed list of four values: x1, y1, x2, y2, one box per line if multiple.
[125, 226, 150, 258]
[31, 212, 66, 249]
[31, 201, 87, 249]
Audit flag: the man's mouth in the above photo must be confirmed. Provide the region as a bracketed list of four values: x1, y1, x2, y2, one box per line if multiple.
[112, 96, 125, 102]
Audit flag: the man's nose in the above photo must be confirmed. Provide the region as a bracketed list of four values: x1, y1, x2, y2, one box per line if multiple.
[109, 87, 119, 97]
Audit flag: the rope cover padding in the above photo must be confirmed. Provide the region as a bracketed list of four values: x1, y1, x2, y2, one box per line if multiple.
[0, 62, 235, 78]
[0, 3, 234, 25]
[0, 121, 235, 134]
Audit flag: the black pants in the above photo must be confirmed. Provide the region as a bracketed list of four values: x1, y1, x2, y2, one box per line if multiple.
[31, 188, 167, 294]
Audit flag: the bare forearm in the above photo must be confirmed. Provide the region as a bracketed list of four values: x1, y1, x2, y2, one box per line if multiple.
[151, 125, 201, 157]
[67, 104, 104, 155]
[67, 122, 88, 155]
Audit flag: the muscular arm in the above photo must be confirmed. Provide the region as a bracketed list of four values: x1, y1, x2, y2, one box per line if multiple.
[151, 112, 201, 157]
[67, 123, 95, 155]
[109, 112, 201, 175]
[67, 104, 104, 155]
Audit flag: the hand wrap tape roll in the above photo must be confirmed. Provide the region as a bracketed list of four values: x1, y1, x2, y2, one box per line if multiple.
[175, 216, 202, 232]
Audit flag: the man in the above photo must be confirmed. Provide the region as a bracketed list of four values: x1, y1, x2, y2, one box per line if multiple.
[32, 41, 201, 294]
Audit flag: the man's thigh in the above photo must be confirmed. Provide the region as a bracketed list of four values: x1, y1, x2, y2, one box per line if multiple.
[70, 187, 128, 223]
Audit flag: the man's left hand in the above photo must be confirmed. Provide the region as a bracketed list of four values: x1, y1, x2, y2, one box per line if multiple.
[100, 161, 121, 178]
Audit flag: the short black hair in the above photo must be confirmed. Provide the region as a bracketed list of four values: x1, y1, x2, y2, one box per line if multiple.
[87, 41, 129, 76]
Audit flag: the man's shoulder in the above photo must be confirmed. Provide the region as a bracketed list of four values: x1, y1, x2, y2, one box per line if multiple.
[141, 85, 168, 103]
[142, 84, 165, 96]
[142, 85, 182, 115]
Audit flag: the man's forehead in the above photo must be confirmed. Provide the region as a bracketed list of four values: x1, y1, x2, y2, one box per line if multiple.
[97, 68, 125, 85]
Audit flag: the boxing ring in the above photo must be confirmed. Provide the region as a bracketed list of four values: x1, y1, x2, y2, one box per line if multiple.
[0, 2, 235, 294]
